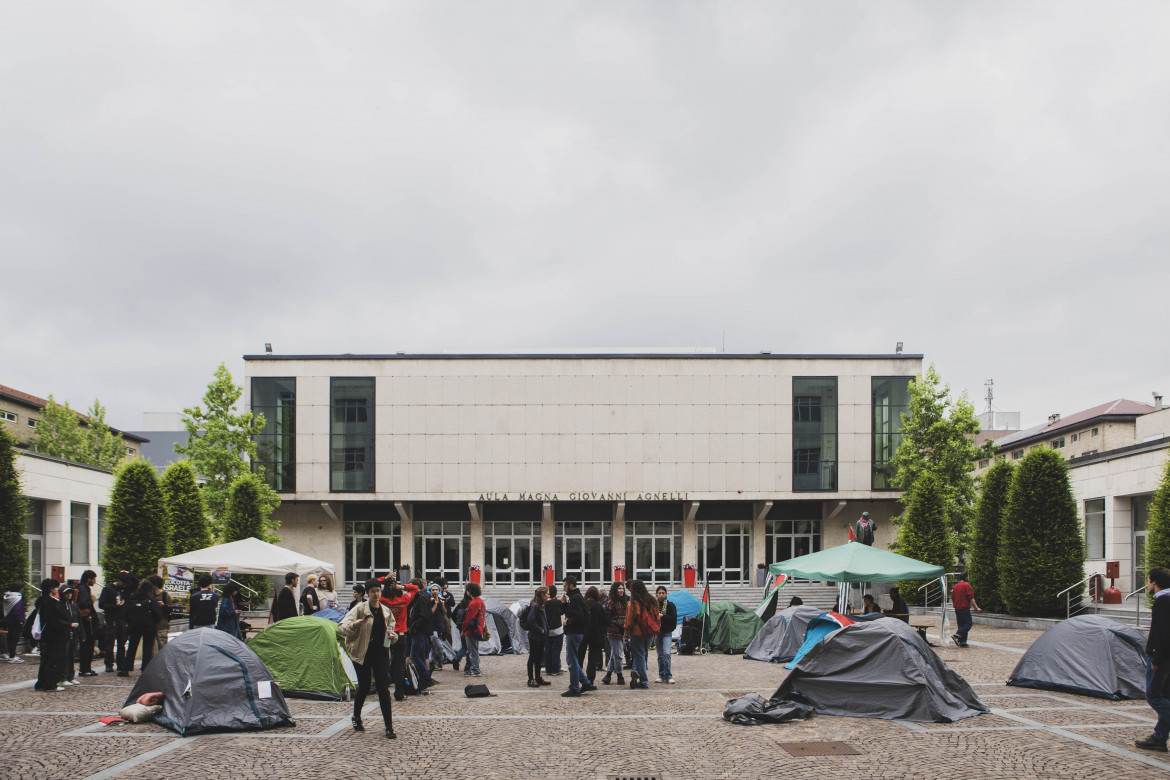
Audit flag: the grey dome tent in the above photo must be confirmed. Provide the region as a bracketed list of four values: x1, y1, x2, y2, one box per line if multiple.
[744, 605, 823, 663]
[123, 627, 294, 735]
[478, 597, 530, 655]
[769, 618, 987, 723]
[1008, 614, 1147, 700]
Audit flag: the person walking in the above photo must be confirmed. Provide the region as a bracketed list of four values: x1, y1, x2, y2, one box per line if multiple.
[459, 582, 485, 677]
[624, 580, 659, 690]
[339, 579, 397, 739]
[76, 570, 98, 677]
[950, 572, 981, 647]
[561, 576, 590, 697]
[601, 582, 627, 685]
[34, 578, 72, 692]
[1138, 567, 1170, 751]
[120, 578, 162, 676]
[276, 573, 299, 621]
[3, 581, 25, 664]
[654, 586, 678, 684]
[525, 586, 551, 687]
[543, 585, 564, 676]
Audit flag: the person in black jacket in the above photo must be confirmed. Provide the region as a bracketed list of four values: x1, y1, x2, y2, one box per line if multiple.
[59, 587, 86, 686]
[189, 574, 219, 629]
[76, 570, 98, 677]
[276, 573, 299, 621]
[543, 585, 564, 675]
[575, 586, 606, 686]
[98, 572, 131, 673]
[34, 579, 73, 692]
[406, 579, 438, 688]
[119, 579, 162, 676]
[1138, 567, 1170, 751]
[561, 576, 590, 697]
[655, 586, 678, 684]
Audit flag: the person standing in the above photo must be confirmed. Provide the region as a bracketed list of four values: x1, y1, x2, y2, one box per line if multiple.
[348, 583, 366, 611]
[216, 583, 243, 639]
[76, 571, 98, 677]
[3, 581, 26, 664]
[579, 586, 606, 686]
[189, 574, 219, 629]
[1138, 567, 1170, 750]
[380, 576, 418, 700]
[59, 587, 85, 686]
[459, 582, 485, 677]
[120, 579, 162, 676]
[601, 582, 627, 686]
[525, 586, 551, 687]
[276, 573, 299, 621]
[950, 572, 981, 648]
[406, 579, 438, 689]
[300, 574, 321, 616]
[339, 579, 397, 739]
[560, 576, 590, 696]
[853, 512, 876, 546]
[147, 575, 172, 652]
[544, 585, 564, 676]
[655, 586, 678, 684]
[315, 574, 338, 611]
[98, 573, 130, 673]
[34, 578, 72, 692]
[624, 580, 659, 690]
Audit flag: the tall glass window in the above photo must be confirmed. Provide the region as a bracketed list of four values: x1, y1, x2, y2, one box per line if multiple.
[484, 503, 542, 585]
[252, 377, 296, 492]
[766, 502, 822, 575]
[555, 503, 612, 584]
[624, 503, 684, 584]
[414, 504, 471, 584]
[97, 506, 108, 565]
[71, 502, 90, 564]
[25, 499, 45, 585]
[1134, 495, 1152, 586]
[872, 377, 913, 489]
[792, 377, 837, 491]
[344, 505, 399, 586]
[1084, 498, 1105, 560]
[331, 377, 375, 492]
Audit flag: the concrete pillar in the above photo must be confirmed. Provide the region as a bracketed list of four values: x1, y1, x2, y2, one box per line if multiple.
[682, 501, 700, 571]
[468, 502, 485, 576]
[541, 502, 555, 576]
[611, 502, 626, 575]
[753, 501, 772, 581]
[394, 502, 413, 571]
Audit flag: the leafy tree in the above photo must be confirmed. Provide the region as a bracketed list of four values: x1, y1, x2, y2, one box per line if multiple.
[30, 395, 85, 461]
[895, 472, 955, 605]
[969, 460, 1013, 613]
[0, 428, 29, 592]
[890, 365, 993, 558]
[175, 364, 278, 537]
[81, 400, 125, 469]
[223, 473, 278, 601]
[1146, 454, 1170, 576]
[161, 461, 210, 555]
[101, 460, 171, 582]
[998, 447, 1084, 617]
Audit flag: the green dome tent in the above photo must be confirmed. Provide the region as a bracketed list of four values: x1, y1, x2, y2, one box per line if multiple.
[248, 616, 357, 701]
[705, 601, 764, 654]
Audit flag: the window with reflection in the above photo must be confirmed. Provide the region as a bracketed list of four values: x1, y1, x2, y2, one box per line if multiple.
[792, 377, 837, 491]
[252, 377, 296, 492]
[872, 376, 913, 490]
[344, 505, 399, 586]
[331, 377, 375, 492]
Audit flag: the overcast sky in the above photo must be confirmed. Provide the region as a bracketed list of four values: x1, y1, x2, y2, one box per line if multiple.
[2, 2, 1167, 433]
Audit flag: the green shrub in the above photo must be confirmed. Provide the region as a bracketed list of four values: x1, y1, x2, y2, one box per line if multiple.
[161, 461, 211, 555]
[969, 460, 1012, 613]
[102, 460, 171, 581]
[1145, 455, 1170, 575]
[896, 472, 954, 605]
[0, 428, 29, 592]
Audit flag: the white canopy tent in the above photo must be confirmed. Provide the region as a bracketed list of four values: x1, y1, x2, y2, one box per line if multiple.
[157, 537, 335, 580]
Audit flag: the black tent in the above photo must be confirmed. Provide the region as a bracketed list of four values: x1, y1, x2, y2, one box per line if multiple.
[769, 618, 987, 722]
[1008, 614, 1147, 700]
[124, 627, 295, 735]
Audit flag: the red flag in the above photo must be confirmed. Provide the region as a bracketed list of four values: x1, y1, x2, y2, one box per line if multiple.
[848, 525, 856, 541]
[702, 582, 710, 605]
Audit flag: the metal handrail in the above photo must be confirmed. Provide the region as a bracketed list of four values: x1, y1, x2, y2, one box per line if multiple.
[1125, 585, 1146, 600]
[1126, 585, 1148, 628]
[1057, 572, 1101, 619]
[1056, 572, 1101, 598]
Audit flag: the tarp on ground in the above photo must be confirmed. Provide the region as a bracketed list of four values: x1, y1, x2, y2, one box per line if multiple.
[1008, 615, 1147, 700]
[157, 537, 334, 580]
[705, 601, 764, 654]
[770, 619, 988, 723]
[248, 616, 356, 700]
[479, 597, 529, 655]
[124, 627, 295, 735]
[743, 605, 824, 663]
[311, 608, 346, 624]
[668, 590, 703, 620]
[768, 541, 944, 583]
[784, 612, 854, 669]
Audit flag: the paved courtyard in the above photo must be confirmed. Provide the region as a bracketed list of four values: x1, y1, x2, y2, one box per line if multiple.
[3, 624, 1168, 780]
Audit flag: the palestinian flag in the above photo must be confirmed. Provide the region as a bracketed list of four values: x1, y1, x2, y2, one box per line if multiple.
[699, 582, 711, 617]
[754, 574, 790, 620]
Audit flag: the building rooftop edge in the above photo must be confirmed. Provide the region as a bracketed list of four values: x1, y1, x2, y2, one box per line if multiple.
[243, 352, 925, 362]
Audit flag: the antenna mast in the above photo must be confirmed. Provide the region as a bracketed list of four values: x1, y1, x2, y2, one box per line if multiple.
[984, 379, 994, 416]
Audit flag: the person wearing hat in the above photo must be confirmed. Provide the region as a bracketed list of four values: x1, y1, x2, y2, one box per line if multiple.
[853, 512, 876, 546]
[33, 579, 73, 692]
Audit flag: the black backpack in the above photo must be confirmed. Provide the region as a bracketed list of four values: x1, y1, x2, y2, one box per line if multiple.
[126, 596, 155, 630]
[518, 603, 534, 633]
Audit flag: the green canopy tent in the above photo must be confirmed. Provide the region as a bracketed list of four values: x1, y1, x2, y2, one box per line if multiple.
[767, 542, 948, 637]
[248, 617, 357, 701]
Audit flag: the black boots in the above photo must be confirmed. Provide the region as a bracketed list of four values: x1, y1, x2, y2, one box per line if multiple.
[1136, 734, 1168, 752]
[616, 672, 625, 686]
[352, 716, 364, 732]
[602, 672, 612, 685]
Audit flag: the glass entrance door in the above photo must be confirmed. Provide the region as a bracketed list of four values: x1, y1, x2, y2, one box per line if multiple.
[626, 521, 682, 584]
[697, 521, 750, 584]
[556, 520, 611, 585]
[485, 521, 541, 585]
[416, 521, 470, 584]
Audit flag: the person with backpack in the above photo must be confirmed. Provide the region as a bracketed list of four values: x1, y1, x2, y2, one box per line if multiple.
[577, 586, 606, 686]
[379, 576, 417, 700]
[654, 586, 678, 684]
[523, 586, 552, 688]
[601, 581, 627, 685]
[339, 578, 397, 739]
[3, 581, 25, 663]
[459, 582, 485, 677]
[119, 579, 162, 676]
[560, 575, 591, 697]
[624, 579, 659, 690]
[406, 578, 438, 689]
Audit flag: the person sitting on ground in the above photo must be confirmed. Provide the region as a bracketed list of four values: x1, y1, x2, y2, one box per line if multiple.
[349, 583, 366, 611]
[300, 574, 321, 616]
[3, 581, 25, 664]
[883, 587, 909, 623]
[276, 573, 299, 622]
[862, 594, 879, 614]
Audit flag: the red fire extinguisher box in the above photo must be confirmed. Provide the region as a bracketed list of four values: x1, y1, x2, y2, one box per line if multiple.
[683, 568, 697, 588]
[469, 567, 481, 585]
[543, 568, 555, 587]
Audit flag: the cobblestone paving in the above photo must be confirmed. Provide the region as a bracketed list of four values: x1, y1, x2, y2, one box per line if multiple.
[3, 625, 1168, 779]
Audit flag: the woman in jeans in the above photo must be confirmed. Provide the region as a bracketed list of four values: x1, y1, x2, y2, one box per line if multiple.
[525, 586, 551, 687]
[601, 581, 627, 685]
[624, 580, 658, 690]
[459, 582, 485, 676]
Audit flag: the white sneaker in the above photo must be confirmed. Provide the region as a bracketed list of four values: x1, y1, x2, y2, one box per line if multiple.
[53, 686, 65, 692]
[28, 649, 40, 655]
[8, 657, 23, 663]
[657, 676, 666, 683]
[666, 678, 676, 684]
[66, 680, 80, 686]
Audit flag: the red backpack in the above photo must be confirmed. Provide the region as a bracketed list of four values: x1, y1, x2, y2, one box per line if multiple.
[639, 602, 661, 635]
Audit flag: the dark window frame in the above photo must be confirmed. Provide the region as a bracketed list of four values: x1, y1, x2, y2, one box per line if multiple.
[792, 376, 837, 492]
[871, 376, 913, 491]
[330, 377, 376, 493]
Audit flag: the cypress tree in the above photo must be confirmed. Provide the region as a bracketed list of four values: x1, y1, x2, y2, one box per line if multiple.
[895, 472, 955, 604]
[969, 460, 1013, 613]
[0, 428, 29, 591]
[102, 460, 171, 582]
[1147, 455, 1170, 573]
[998, 447, 1084, 617]
[161, 461, 210, 555]
[223, 473, 275, 601]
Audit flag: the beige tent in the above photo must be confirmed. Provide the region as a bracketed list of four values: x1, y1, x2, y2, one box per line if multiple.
[157, 537, 334, 580]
